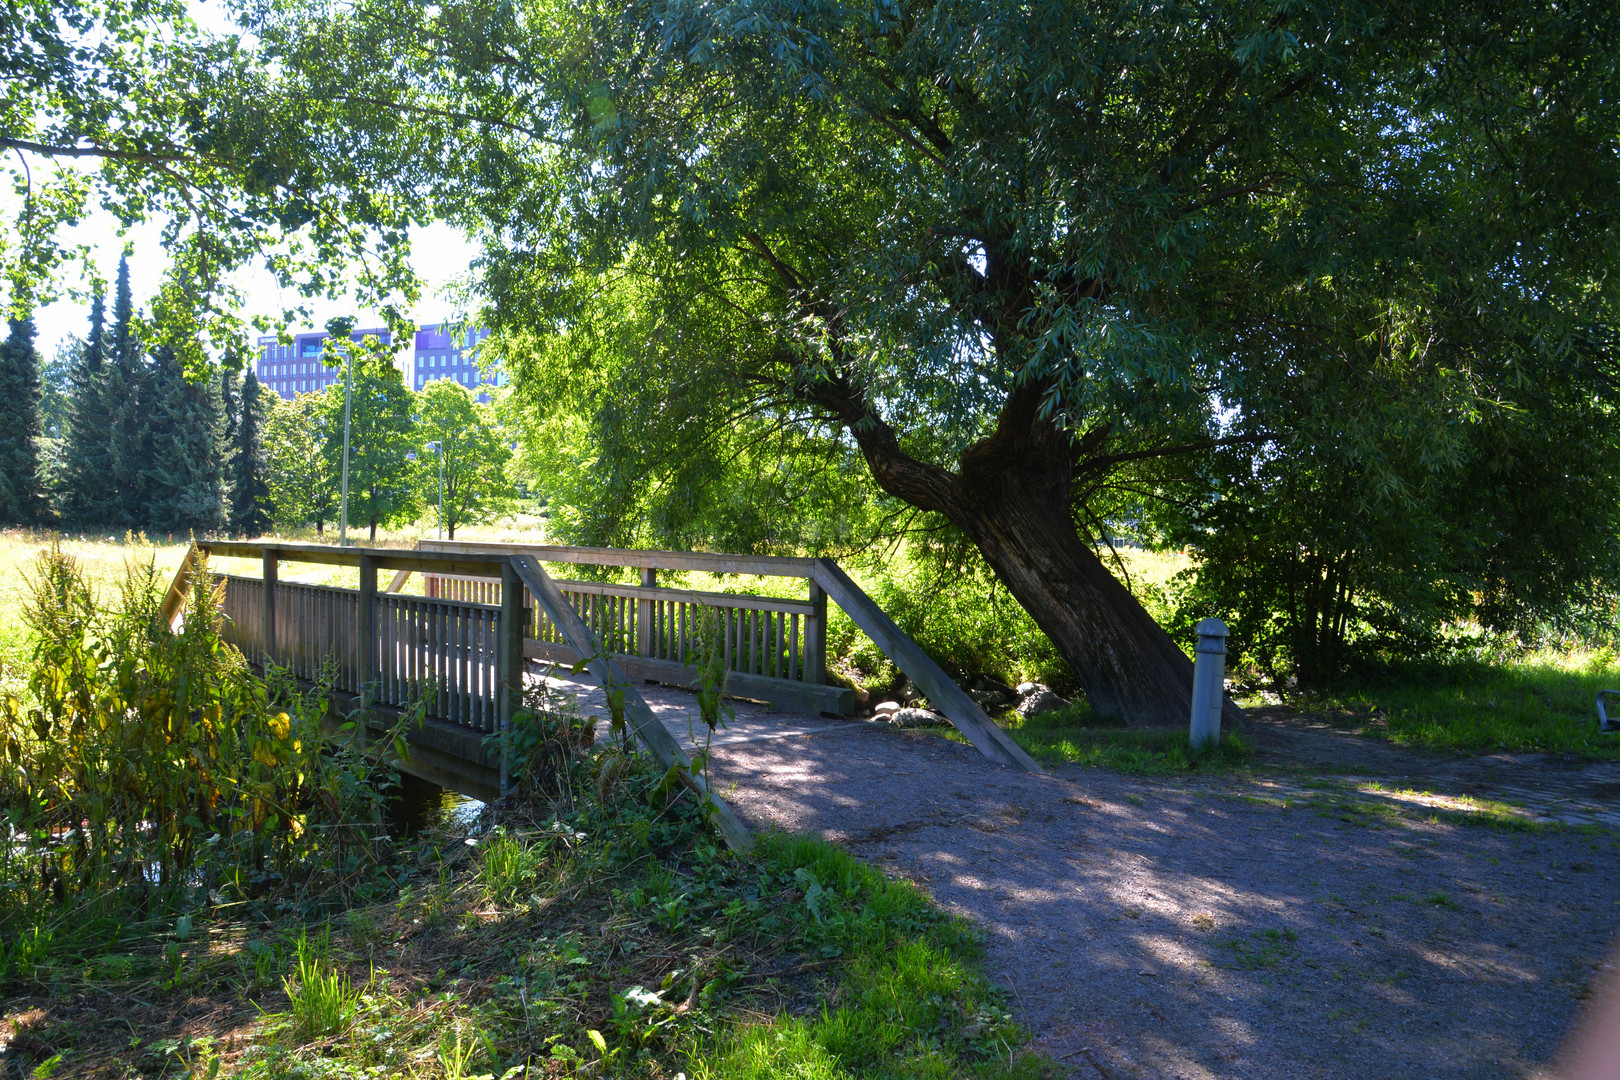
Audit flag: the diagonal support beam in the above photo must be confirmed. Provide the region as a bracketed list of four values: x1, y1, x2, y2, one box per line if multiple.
[508, 555, 754, 852]
[812, 559, 1042, 773]
[159, 543, 200, 630]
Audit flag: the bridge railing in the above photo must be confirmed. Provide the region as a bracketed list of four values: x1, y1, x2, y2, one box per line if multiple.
[175, 539, 760, 850]
[405, 541, 845, 716]
[174, 538, 1039, 786]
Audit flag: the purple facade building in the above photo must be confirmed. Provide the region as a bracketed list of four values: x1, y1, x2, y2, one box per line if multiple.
[254, 327, 391, 400]
[254, 324, 500, 402]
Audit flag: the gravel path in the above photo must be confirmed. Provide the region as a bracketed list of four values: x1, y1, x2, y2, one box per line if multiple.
[543, 669, 1620, 1079]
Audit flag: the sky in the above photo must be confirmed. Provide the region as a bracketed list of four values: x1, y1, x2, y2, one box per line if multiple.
[32, 214, 483, 361]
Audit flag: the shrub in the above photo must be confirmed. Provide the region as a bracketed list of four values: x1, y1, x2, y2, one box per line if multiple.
[0, 544, 400, 948]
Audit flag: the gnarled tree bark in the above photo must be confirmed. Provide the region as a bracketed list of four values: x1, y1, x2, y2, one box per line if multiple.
[803, 371, 1242, 728]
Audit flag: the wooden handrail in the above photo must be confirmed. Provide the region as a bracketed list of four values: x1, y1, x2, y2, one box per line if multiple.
[419, 570, 816, 615]
[159, 542, 199, 629]
[811, 559, 1042, 773]
[195, 538, 511, 577]
[420, 539, 816, 579]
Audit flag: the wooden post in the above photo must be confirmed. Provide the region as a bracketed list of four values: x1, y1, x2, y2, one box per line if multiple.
[499, 560, 526, 800]
[637, 567, 656, 657]
[811, 559, 1041, 773]
[805, 578, 827, 684]
[357, 554, 377, 745]
[262, 547, 278, 666]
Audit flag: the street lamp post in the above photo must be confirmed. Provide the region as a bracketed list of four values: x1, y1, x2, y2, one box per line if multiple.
[338, 343, 354, 546]
[425, 440, 444, 539]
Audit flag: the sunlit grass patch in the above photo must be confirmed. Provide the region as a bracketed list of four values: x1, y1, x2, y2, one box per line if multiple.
[1288, 648, 1620, 760]
[970, 702, 1252, 775]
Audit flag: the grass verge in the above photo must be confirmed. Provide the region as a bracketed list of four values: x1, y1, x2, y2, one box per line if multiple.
[953, 702, 1252, 775]
[1276, 648, 1620, 760]
[2, 801, 1050, 1080]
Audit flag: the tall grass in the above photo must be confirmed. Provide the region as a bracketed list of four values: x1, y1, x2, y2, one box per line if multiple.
[0, 543, 400, 976]
[284, 926, 365, 1041]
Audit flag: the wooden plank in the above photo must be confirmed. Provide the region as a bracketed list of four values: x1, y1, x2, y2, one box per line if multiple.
[262, 550, 278, 667]
[523, 641, 858, 716]
[196, 539, 513, 577]
[421, 539, 815, 579]
[805, 579, 827, 684]
[385, 568, 412, 593]
[499, 562, 525, 796]
[358, 556, 377, 717]
[159, 543, 199, 628]
[637, 567, 655, 657]
[811, 559, 1041, 773]
[509, 555, 753, 853]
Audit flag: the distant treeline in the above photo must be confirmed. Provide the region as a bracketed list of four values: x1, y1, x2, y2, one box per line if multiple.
[0, 260, 518, 541]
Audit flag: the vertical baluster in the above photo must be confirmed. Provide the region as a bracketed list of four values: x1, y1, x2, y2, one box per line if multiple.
[777, 611, 786, 678]
[678, 603, 688, 664]
[790, 612, 800, 681]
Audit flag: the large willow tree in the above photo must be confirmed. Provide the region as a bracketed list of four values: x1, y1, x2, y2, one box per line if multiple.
[21, 0, 1617, 723]
[244, 0, 1620, 724]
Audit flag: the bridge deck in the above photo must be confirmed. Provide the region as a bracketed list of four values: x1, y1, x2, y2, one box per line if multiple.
[527, 663, 871, 752]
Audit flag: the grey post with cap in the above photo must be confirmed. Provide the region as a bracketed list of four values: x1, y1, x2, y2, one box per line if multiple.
[1189, 617, 1229, 749]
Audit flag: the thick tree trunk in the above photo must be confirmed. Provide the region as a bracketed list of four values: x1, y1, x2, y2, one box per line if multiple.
[953, 472, 1206, 726]
[808, 375, 1242, 729]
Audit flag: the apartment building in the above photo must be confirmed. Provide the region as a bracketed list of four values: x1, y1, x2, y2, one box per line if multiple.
[255, 324, 500, 401]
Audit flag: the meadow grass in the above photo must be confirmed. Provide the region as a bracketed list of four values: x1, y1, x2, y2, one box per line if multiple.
[1280, 648, 1620, 760]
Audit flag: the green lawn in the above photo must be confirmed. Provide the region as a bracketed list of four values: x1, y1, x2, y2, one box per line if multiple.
[1278, 648, 1620, 760]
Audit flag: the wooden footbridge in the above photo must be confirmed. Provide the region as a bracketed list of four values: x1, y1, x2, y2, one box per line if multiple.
[163, 539, 1039, 851]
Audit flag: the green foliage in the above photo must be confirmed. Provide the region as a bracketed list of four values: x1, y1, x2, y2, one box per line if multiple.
[316, 333, 418, 540]
[1284, 647, 1620, 761]
[1162, 395, 1620, 683]
[361, 0, 1620, 707]
[54, 282, 115, 527]
[264, 391, 339, 534]
[828, 548, 1071, 693]
[139, 343, 225, 535]
[0, 314, 44, 524]
[0, 545, 401, 956]
[415, 378, 515, 538]
[692, 834, 1028, 1080]
[2, 0, 421, 365]
[227, 371, 273, 536]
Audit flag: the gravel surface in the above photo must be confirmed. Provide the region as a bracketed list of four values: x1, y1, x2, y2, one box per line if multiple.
[544, 669, 1620, 1079]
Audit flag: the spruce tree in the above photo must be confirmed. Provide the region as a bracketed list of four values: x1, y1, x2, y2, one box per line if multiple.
[105, 257, 147, 530]
[57, 282, 117, 526]
[0, 316, 45, 524]
[227, 370, 271, 536]
[140, 343, 224, 536]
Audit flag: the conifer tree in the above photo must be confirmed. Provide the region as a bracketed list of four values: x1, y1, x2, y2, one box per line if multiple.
[227, 370, 271, 536]
[0, 316, 45, 524]
[57, 281, 116, 526]
[140, 343, 223, 535]
[105, 257, 147, 530]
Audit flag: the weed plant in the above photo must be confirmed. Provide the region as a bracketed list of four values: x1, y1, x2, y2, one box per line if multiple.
[0, 544, 405, 984]
[284, 926, 366, 1040]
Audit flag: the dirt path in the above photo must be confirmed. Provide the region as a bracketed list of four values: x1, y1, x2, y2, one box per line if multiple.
[543, 670, 1620, 1079]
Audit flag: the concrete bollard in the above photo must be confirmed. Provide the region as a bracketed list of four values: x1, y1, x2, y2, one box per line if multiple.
[1189, 617, 1229, 750]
